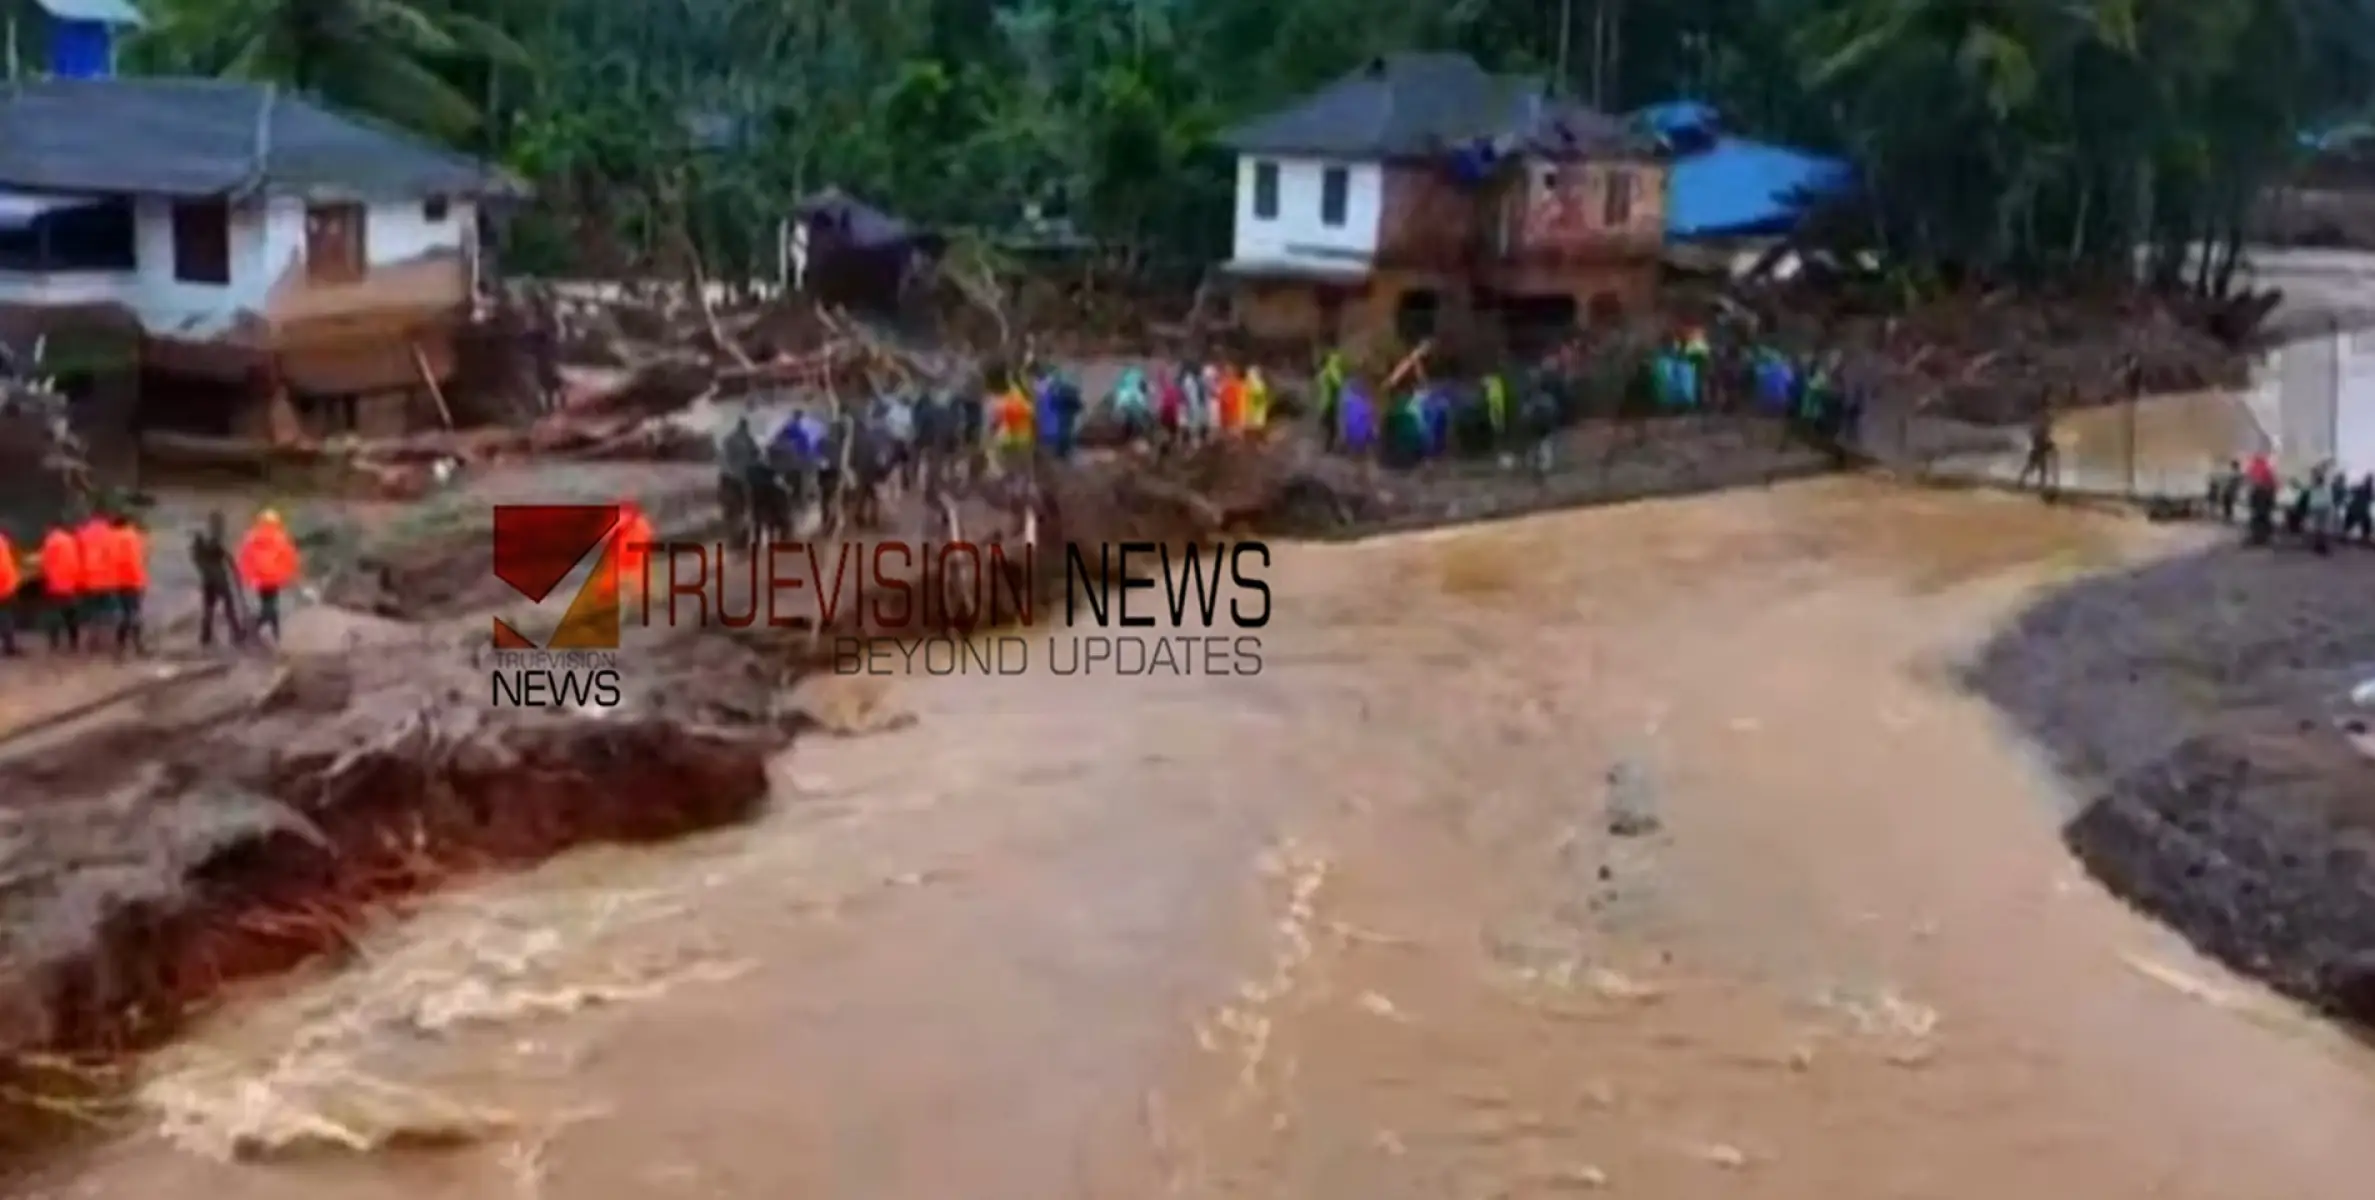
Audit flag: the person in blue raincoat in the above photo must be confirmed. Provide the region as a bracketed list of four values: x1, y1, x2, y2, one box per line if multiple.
[1036, 367, 1083, 460]
[1753, 348, 1795, 417]
[1421, 384, 1453, 458]
[1340, 381, 1377, 454]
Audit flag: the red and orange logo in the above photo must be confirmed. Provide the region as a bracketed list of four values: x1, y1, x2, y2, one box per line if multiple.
[490, 504, 626, 650]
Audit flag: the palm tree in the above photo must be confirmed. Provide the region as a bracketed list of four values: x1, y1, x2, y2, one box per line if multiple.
[131, 0, 528, 138]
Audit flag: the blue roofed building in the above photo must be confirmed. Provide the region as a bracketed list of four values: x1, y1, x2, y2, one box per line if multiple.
[1634, 100, 1851, 241]
[4, 0, 142, 80]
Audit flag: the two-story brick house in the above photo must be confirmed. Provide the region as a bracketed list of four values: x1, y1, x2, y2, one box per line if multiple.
[1218, 52, 1666, 353]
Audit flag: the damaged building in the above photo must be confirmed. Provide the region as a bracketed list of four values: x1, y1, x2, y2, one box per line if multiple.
[1217, 52, 1668, 356]
[0, 76, 524, 452]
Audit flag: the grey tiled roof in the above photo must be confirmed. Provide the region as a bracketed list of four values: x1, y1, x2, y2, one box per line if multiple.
[0, 77, 524, 199]
[1219, 53, 1543, 159]
[29, 0, 143, 25]
[1521, 100, 1663, 159]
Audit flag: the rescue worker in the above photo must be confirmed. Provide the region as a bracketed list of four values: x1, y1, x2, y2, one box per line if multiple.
[614, 498, 656, 611]
[236, 509, 299, 644]
[37, 522, 80, 651]
[111, 513, 147, 655]
[994, 376, 1034, 471]
[73, 510, 114, 650]
[190, 510, 243, 648]
[0, 528, 18, 656]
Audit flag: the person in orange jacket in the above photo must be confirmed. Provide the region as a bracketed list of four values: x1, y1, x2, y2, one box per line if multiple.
[109, 514, 148, 655]
[73, 511, 115, 650]
[1216, 366, 1247, 437]
[613, 498, 655, 613]
[236, 509, 300, 644]
[37, 523, 81, 651]
[0, 529, 19, 656]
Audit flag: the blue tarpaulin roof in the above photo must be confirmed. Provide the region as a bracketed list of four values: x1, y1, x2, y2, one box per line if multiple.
[1635, 100, 1852, 241]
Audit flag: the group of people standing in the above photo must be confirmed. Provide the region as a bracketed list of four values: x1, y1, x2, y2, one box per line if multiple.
[711, 357, 1280, 543]
[1304, 328, 1860, 475]
[0, 507, 302, 657]
[2208, 454, 2375, 553]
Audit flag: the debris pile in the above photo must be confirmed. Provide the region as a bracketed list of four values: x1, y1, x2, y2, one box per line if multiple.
[1797, 288, 2261, 425]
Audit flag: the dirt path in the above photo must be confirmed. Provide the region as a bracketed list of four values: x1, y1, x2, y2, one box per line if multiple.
[35, 478, 2375, 1198]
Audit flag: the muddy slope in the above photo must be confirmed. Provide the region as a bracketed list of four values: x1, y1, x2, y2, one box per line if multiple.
[1966, 544, 2375, 1022]
[0, 627, 801, 1159]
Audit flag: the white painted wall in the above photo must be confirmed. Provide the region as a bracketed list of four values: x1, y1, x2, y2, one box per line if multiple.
[1229, 155, 1381, 269]
[0, 193, 477, 340]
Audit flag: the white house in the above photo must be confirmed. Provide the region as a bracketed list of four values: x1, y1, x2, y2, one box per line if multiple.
[0, 189, 483, 341]
[1227, 155, 1385, 274]
[0, 76, 522, 438]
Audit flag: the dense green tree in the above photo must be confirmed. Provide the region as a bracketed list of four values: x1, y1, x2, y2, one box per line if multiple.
[119, 0, 2375, 289]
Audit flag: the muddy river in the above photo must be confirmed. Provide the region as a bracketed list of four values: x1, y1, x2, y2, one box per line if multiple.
[32, 478, 2375, 1198]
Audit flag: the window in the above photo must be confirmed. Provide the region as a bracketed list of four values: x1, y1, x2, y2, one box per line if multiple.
[171, 200, 231, 284]
[1251, 161, 1280, 220]
[422, 195, 450, 222]
[0, 199, 136, 272]
[304, 203, 367, 284]
[1320, 166, 1349, 227]
[1602, 169, 1635, 227]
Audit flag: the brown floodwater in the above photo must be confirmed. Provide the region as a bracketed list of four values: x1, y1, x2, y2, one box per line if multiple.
[31, 477, 2375, 1199]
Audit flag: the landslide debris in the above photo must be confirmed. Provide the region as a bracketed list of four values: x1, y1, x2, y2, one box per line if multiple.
[0, 625, 798, 1159]
[1967, 544, 2375, 1028]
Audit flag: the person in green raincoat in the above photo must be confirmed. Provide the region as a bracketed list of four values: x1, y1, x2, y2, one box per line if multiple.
[1318, 350, 1347, 450]
[1385, 388, 1427, 469]
[1482, 372, 1509, 455]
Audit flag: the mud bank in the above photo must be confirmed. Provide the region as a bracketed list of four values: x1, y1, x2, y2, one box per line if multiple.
[0, 631, 795, 1163]
[1967, 543, 2375, 1024]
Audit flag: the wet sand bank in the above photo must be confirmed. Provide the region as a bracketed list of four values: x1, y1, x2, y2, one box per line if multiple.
[1968, 541, 2375, 1022]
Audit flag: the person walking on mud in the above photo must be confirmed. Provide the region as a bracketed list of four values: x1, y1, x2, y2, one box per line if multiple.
[237, 509, 299, 645]
[2016, 401, 2059, 497]
[190, 511, 245, 648]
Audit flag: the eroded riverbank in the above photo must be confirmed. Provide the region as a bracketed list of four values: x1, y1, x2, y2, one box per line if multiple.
[31, 478, 2375, 1199]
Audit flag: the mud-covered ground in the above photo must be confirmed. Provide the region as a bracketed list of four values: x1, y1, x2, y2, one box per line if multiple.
[1967, 539, 2375, 1023]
